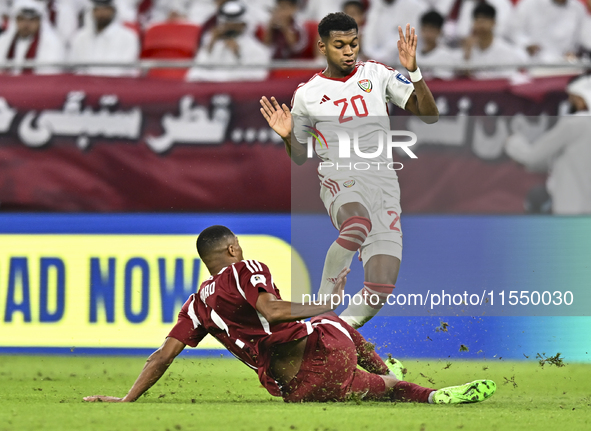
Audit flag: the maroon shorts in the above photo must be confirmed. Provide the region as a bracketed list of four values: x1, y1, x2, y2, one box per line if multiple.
[281, 315, 384, 403]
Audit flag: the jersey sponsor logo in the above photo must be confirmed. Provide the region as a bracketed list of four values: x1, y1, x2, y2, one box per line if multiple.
[320, 95, 331, 104]
[357, 79, 373, 93]
[395, 73, 411, 85]
[303, 125, 328, 149]
[250, 274, 267, 287]
[343, 179, 356, 188]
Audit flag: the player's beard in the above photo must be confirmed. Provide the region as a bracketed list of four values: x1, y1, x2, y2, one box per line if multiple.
[341, 60, 356, 75]
[342, 65, 355, 74]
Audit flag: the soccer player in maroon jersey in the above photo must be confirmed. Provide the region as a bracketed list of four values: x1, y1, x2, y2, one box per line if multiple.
[260, 13, 440, 329]
[84, 226, 495, 404]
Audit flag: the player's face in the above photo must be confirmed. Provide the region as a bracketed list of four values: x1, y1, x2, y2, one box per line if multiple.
[320, 30, 359, 75]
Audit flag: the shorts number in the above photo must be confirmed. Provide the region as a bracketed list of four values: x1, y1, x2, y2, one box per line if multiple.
[387, 211, 400, 232]
[334, 95, 369, 124]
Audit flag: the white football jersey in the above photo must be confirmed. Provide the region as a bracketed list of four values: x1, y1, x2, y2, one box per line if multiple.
[291, 61, 415, 175]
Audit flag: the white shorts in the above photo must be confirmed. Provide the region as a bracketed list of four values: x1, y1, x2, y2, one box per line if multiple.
[319, 171, 403, 265]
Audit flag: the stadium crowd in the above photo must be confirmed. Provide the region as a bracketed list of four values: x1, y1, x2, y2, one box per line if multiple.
[0, 0, 589, 80]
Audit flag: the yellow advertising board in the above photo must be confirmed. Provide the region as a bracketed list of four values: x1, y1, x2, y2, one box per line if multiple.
[0, 234, 310, 350]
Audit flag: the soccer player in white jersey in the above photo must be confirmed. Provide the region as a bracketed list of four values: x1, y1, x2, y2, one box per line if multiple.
[260, 12, 439, 329]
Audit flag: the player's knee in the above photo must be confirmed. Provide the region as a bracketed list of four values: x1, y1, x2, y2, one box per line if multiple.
[337, 202, 370, 224]
[365, 255, 400, 285]
[336, 216, 372, 252]
[381, 374, 400, 390]
[363, 282, 395, 308]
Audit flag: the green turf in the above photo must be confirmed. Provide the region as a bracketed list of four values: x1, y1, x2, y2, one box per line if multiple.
[0, 355, 590, 431]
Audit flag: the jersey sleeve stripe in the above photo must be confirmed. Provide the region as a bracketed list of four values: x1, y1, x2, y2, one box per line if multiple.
[243, 260, 256, 273]
[187, 295, 201, 329]
[231, 264, 248, 300]
[251, 260, 263, 272]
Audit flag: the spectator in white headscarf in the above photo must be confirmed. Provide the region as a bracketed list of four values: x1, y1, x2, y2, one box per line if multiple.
[505, 75, 591, 215]
[363, 0, 428, 64]
[186, 1, 270, 81]
[55, 0, 141, 43]
[417, 10, 460, 80]
[510, 0, 587, 62]
[0, 0, 65, 74]
[444, 0, 514, 44]
[462, 2, 528, 80]
[68, 0, 139, 76]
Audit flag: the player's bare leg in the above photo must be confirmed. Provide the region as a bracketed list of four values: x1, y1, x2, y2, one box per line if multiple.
[340, 254, 400, 328]
[317, 202, 372, 299]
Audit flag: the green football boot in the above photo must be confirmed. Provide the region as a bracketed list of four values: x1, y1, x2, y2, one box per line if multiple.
[432, 379, 496, 404]
[385, 356, 407, 381]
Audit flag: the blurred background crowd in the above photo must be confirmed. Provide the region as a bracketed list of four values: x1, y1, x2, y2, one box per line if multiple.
[0, 0, 589, 215]
[0, 0, 590, 80]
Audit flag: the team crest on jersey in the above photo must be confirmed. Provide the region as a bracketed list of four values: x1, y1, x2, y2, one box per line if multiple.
[251, 274, 267, 287]
[395, 73, 411, 85]
[343, 179, 356, 188]
[357, 79, 372, 93]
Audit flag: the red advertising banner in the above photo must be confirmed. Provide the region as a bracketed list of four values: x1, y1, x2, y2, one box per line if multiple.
[0, 74, 571, 213]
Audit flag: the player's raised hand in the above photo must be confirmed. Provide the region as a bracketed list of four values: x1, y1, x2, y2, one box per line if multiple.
[398, 23, 418, 72]
[260, 96, 292, 139]
[83, 395, 127, 402]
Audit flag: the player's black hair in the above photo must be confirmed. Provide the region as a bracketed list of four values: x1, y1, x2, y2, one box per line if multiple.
[196, 225, 235, 259]
[318, 12, 358, 40]
[421, 10, 444, 29]
[342, 0, 367, 13]
[473, 2, 496, 20]
[276, 0, 298, 5]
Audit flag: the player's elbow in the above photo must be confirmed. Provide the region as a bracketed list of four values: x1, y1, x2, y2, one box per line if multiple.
[421, 113, 439, 124]
[258, 304, 287, 326]
[292, 155, 307, 166]
[261, 308, 284, 326]
[149, 347, 176, 368]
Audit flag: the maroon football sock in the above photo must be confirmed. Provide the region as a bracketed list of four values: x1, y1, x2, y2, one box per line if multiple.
[390, 381, 435, 403]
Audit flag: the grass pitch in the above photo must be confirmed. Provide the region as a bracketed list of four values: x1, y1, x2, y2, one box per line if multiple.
[0, 355, 590, 431]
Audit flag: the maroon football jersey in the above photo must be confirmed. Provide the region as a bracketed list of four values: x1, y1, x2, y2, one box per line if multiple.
[168, 260, 313, 396]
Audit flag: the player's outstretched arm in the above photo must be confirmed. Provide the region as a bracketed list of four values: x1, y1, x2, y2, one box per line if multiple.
[397, 24, 439, 124]
[83, 337, 186, 403]
[256, 268, 349, 325]
[259, 95, 307, 165]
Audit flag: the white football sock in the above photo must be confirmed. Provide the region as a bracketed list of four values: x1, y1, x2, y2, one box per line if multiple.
[317, 216, 372, 297]
[317, 241, 355, 296]
[340, 282, 395, 329]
